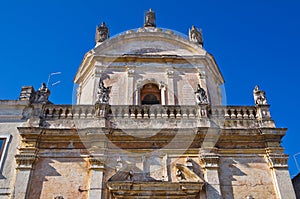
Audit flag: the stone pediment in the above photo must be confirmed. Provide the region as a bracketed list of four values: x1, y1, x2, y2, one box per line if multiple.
[175, 164, 204, 183]
[108, 164, 159, 182]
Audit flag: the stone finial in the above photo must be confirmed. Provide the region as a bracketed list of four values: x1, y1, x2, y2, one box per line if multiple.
[95, 22, 109, 43]
[144, 8, 156, 27]
[34, 83, 50, 104]
[189, 25, 203, 46]
[253, 85, 267, 105]
[195, 84, 208, 105]
[19, 86, 35, 102]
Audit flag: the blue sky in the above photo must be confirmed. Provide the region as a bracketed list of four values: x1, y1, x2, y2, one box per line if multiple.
[0, 0, 299, 177]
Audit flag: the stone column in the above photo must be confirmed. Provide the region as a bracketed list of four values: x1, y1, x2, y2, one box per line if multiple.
[93, 68, 102, 104]
[200, 154, 222, 199]
[159, 82, 166, 105]
[88, 155, 106, 199]
[167, 70, 175, 105]
[127, 67, 135, 105]
[266, 154, 296, 199]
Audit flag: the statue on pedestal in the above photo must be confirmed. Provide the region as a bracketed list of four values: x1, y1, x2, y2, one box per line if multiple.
[95, 22, 109, 43]
[189, 25, 203, 45]
[253, 85, 267, 105]
[96, 79, 111, 104]
[34, 83, 50, 103]
[195, 84, 208, 105]
[144, 8, 156, 27]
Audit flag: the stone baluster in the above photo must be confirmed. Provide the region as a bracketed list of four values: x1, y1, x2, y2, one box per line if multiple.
[230, 108, 236, 118]
[123, 106, 129, 118]
[188, 107, 195, 118]
[130, 107, 135, 119]
[73, 107, 80, 118]
[236, 108, 243, 119]
[175, 106, 181, 118]
[225, 109, 230, 118]
[143, 106, 149, 118]
[182, 107, 188, 118]
[169, 106, 175, 118]
[249, 109, 255, 119]
[137, 106, 142, 119]
[242, 108, 248, 119]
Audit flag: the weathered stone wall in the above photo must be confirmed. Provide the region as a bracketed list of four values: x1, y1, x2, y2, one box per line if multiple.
[28, 157, 90, 199]
[219, 156, 276, 199]
[0, 123, 21, 199]
[0, 100, 29, 199]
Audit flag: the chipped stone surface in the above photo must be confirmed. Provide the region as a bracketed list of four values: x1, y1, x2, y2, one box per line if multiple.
[28, 157, 89, 199]
[219, 156, 276, 199]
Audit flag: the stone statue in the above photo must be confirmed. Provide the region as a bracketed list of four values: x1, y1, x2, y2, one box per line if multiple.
[96, 79, 111, 104]
[189, 25, 203, 45]
[253, 85, 267, 105]
[95, 22, 109, 43]
[144, 8, 156, 27]
[34, 83, 50, 103]
[195, 84, 208, 105]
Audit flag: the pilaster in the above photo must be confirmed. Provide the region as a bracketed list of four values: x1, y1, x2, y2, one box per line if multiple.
[200, 153, 222, 199]
[13, 128, 40, 199]
[127, 66, 135, 105]
[88, 155, 106, 199]
[266, 154, 296, 199]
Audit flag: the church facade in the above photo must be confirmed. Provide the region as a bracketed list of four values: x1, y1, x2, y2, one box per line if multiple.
[0, 9, 296, 199]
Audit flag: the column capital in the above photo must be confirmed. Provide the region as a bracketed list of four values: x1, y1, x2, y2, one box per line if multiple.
[200, 154, 220, 168]
[166, 70, 174, 78]
[15, 153, 38, 170]
[89, 155, 106, 170]
[265, 154, 288, 169]
[199, 71, 206, 79]
[127, 67, 135, 77]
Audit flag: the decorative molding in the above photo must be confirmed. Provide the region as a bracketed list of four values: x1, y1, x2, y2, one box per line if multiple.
[200, 154, 219, 168]
[89, 156, 105, 170]
[166, 70, 174, 78]
[15, 154, 37, 170]
[199, 71, 206, 79]
[266, 154, 288, 168]
[127, 68, 135, 77]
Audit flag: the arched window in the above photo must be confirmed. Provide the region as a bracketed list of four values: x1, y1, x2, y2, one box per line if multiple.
[140, 83, 161, 105]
